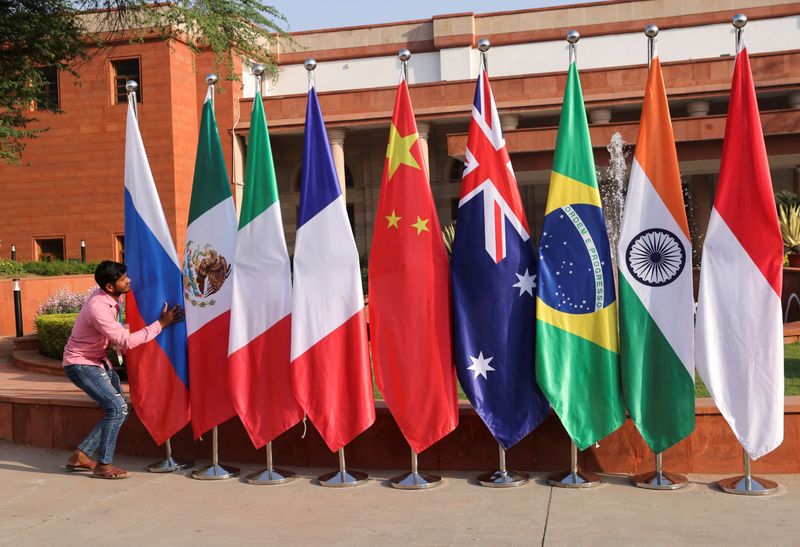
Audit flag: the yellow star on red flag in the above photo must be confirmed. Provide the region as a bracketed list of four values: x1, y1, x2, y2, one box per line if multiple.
[386, 210, 401, 229]
[411, 216, 430, 235]
[386, 123, 420, 179]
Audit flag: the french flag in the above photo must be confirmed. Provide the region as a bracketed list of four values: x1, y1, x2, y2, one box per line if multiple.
[290, 86, 375, 453]
[124, 98, 190, 446]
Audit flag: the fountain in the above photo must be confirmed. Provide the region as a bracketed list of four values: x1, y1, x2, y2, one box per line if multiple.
[598, 132, 631, 270]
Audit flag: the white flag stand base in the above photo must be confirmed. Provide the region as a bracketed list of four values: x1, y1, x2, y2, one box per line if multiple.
[147, 438, 193, 473]
[547, 441, 601, 488]
[631, 452, 688, 490]
[318, 447, 368, 487]
[191, 427, 240, 480]
[390, 448, 442, 490]
[246, 441, 296, 485]
[477, 443, 528, 488]
[717, 449, 778, 496]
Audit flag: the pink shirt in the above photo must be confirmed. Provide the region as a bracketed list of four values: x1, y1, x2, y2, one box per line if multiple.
[62, 288, 162, 367]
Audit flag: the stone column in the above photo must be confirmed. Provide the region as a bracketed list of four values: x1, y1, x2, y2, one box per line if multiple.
[500, 114, 520, 133]
[416, 121, 431, 179]
[328, 127, 347, 199]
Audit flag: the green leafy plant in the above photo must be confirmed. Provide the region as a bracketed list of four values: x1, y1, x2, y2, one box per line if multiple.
[0, 259, 24, 276]
[779, 204, 800, 254]
[776, 191, 800, 211]
[35, 313, 77, 360]
[22, 260, 98, 276]
[442, 223, 456, 259]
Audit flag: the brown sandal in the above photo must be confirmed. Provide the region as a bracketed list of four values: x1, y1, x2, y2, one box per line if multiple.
[91, 466, 129, 479]
[65, 452, 97, 472]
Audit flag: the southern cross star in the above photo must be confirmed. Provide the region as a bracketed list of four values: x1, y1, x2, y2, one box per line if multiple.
[513, 268, 536, 297]
[467, 351, 495, 380]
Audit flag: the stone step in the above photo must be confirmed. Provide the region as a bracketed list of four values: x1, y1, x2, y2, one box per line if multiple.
[13, 335, 40, 352]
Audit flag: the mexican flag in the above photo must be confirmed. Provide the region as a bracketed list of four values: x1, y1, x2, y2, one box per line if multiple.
[227, 91, 303, 449]
[183, 88, 238, 439]
[618, 54, 695, 454]
[535, 61, 626, 450]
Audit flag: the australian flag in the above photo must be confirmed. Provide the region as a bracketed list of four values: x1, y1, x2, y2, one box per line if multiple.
[450, 66, 550, 449]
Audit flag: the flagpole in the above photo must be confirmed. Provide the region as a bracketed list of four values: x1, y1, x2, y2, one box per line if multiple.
[398, 48, 410, 82]
[567, 29, 579, 65]
[124, 80, 194, 475]
[717, 448, 778, 495]
[732, 13, 747, 56]
[305, 58, 316, 89]
[645, 24, 658, 69]
[318, 447, 369, 487]
[389, 447, 442, 489]
[477, 443, 529, 487]
[477, 38, 490, 74]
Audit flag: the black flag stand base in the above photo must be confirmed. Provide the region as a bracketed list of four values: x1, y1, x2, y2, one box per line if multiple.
[191, 427, 240, 480]
[547, 441, 601, 488]
[147, 438, 194, 473]
[717, 449, 778, 496]
[477, 443, 529, 487]
[631, 451, 688, 490]
[390, 448, 442, 490]
[246, 441, 296, 485]
[318, 447, 369, 487]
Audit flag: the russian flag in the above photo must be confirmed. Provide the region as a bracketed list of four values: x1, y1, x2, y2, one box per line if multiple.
[290, 86, 375, 453]
[124, 98, 190, 446]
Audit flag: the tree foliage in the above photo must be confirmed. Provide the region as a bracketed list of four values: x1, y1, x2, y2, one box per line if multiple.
[1, 0, 289, 164]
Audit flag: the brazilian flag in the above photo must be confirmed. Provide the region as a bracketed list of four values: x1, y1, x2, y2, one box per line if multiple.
[535, 62, 626, 450]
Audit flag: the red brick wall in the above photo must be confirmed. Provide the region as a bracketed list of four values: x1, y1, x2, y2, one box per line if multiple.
[0, 275, 96, 335]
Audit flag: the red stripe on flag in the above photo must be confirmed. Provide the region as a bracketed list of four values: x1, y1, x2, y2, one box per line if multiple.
[482, 72, 492, 128]
[713, 49, 782, 295]
[494, 200, 503, 263]
[228, 315, 303, 448]
[188, 310, 236, 439]
[126, 296, 190, 445]
[291, 310, 375, 452]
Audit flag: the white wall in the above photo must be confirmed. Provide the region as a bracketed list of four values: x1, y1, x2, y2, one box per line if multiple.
[263, 15, 800, 96]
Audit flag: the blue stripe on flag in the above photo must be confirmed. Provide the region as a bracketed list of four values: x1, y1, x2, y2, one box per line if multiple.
[297, 87, 342, 228]
[124, 189, 189, 388]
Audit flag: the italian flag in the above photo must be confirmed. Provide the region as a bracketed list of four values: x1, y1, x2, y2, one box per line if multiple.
[618, 54, 695, 454]
[184, 88, 238, 439]
[228, 91, 303, 448]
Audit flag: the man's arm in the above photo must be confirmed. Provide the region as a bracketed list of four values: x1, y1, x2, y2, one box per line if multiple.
[93, 305, 163, 352]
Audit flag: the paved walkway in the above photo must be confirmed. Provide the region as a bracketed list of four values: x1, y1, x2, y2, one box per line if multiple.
[1, 442, 798, 546]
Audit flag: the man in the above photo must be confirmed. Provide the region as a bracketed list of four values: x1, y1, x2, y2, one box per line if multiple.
[62, 260, 184, 479]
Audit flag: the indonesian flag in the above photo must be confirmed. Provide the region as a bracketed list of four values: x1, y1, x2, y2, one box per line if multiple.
[227, 91, 303, 448]
[290, 85, 375, 453]
[618, 54, 695, 454]
[368, 80, 458, 454]
[183, 89, 238, 439]
[695, 47, 784, 460]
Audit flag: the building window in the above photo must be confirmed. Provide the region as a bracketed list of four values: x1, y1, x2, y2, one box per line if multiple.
[36, 67, 59, 110]
[450, 160, 465, 183]
[112, 59, 141, 103]
[344, 165, 354, 188]
[114, 234, 125, 263]
[35, 238, 65, 261]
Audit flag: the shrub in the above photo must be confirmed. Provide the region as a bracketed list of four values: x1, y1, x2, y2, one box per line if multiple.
[0, 259, 24, 276]
[23, 260, 98, 276]
[37, 286, 95, 315]
[35, 313, 77, 360]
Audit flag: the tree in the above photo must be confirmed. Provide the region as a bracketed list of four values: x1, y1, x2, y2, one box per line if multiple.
[0, 0, 288, 164]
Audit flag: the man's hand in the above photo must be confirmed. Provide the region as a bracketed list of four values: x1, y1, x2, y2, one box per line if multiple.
[158, 303, 185, 328]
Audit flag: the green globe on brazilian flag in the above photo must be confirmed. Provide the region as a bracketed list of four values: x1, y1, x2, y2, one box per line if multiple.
[535, 62, 626, 450]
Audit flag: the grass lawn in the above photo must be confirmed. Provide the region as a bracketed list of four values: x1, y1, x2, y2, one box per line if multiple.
[373, 343, 800, 400]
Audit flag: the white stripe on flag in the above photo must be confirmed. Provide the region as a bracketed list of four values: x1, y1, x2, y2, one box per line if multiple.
[291, 196, 364, 360]
[695, 211, 784, 459]
[124, 101, 180, 267]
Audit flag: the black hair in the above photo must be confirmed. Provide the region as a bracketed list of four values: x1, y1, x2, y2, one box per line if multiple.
[94, 260, 127, 289]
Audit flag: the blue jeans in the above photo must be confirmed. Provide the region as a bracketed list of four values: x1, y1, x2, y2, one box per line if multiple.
[64, 364, 128, 465]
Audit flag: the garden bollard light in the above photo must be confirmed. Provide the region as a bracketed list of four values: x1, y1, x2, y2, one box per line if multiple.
[10, 244, 16, 261]
[13, 279, 23, 337]
[81, 240, 86, 263]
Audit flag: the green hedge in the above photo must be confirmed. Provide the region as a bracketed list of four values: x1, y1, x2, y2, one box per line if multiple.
[0, 259, 24, 276]
[0, 260, 98, 277]
[35, 313, 77, 360]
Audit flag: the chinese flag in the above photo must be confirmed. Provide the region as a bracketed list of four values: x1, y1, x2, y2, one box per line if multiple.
[368, 80, 459, 454]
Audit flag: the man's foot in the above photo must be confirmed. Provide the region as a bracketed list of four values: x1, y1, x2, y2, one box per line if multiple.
[91, 464, 129, 479]
[65, 450, 96, 472]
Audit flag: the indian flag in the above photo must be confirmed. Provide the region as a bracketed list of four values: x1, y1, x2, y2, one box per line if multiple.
[227, 91, 303, 449]
[618, 54, 695, 454]
[183, 88, 238, 439]
[536, 61, 626, 450]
